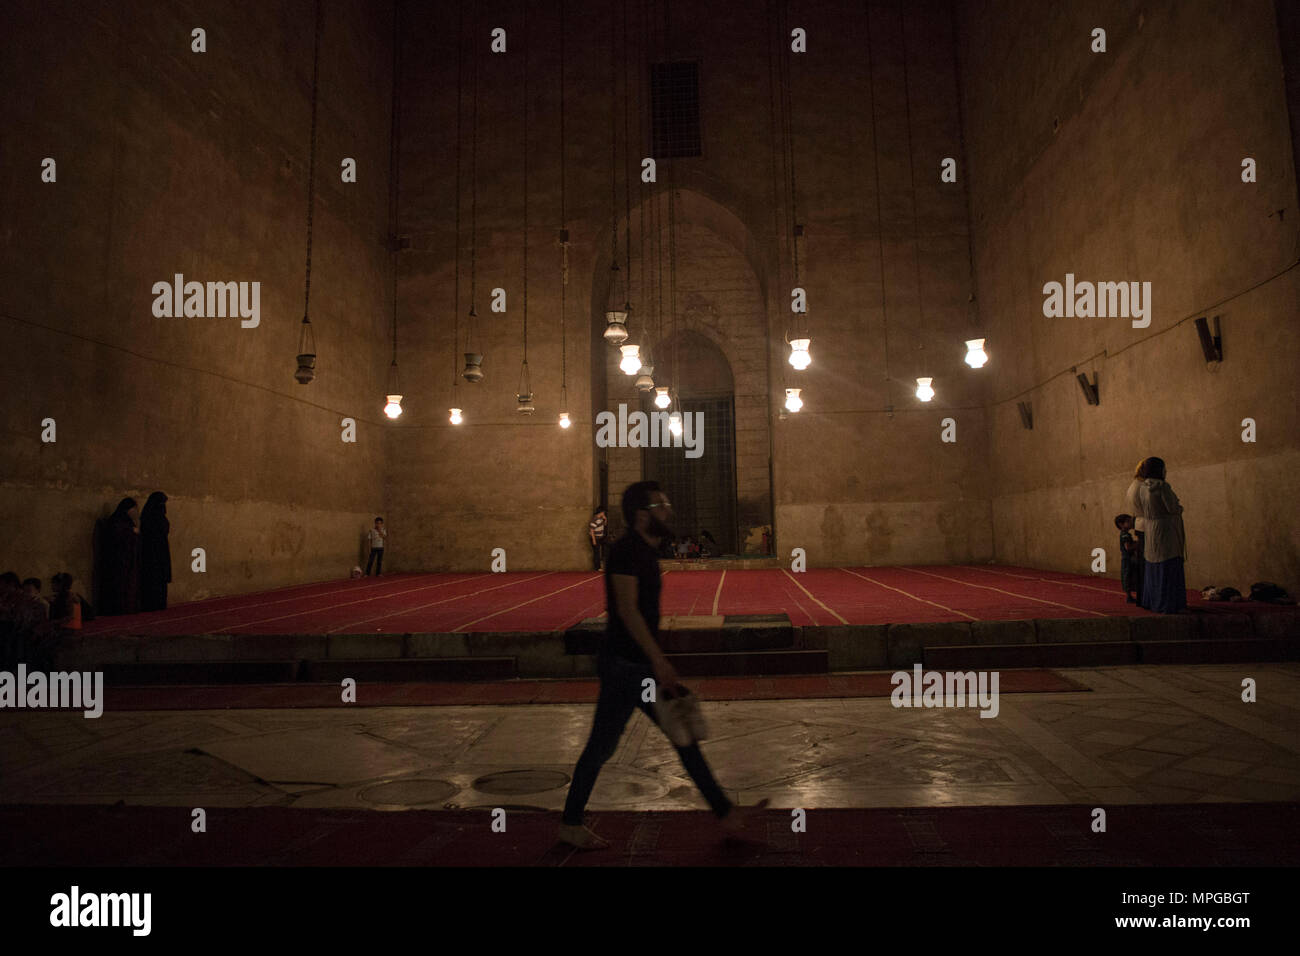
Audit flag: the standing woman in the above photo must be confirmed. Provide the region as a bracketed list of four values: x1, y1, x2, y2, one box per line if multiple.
[140, 492, 172, 611]
[100, 497, 141, 615]
[1134, 457, 1187, 613]
[1124, 460, 1148, 607]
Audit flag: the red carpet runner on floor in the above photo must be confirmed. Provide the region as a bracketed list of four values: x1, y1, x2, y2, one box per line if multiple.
[81, 565, 1276, 637]
[3, 803, 1295, 866]
[100, 669, 1089, 710]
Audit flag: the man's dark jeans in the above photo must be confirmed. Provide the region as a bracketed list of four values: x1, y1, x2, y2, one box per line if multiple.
[591, 541, 606, 570]
[562, 652, 732, 826]
[366, 547, 384, 575]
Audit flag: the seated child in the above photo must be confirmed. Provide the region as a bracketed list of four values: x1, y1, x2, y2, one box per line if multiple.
[49, 572, 94, 629]
[22, 578, 49, 619]
[1114, 514, 1141, 603]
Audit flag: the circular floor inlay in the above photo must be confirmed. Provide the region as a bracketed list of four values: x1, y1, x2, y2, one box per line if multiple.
[359, 779, 460, 807]
[471, 769, 571, 795]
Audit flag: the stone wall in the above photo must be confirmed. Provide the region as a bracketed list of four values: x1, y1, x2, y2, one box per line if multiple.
[1, 0, 395, 599]
[957, 0, 1300, 591]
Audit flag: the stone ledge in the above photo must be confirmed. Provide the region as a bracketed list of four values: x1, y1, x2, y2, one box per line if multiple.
[886, 623, 974, 667]
[1035, 618, 1130, 644]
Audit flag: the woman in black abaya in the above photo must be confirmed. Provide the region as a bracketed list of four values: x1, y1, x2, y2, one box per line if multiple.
[140, 492, 172, 612]
[99, 497, 141, 615]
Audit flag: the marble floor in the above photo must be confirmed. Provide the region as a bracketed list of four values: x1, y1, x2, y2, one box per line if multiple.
[2, 664, 1298, 813]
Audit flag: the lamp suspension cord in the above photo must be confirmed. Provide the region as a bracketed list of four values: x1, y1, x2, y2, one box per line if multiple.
[302, 0, 323, 326]
[665, 0, 679, 398]
[900, 6, 925, 373]
[865, 1, 892, 397]
[623, 0, 633, 303]
[521, 1, 529, 379]
[610, 0, 619, 289]
[389, 0, 401, 366]
[469, 0, 479, 348]
[559, 0, 567, 396]
[453, 0, 463, 387]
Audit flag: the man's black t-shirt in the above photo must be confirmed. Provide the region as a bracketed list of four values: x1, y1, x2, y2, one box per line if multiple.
[602, 531, 661, 665]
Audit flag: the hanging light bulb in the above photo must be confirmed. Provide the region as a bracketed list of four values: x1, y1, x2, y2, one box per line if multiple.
[784, 387, 803, 412]
[382, 361, 402, 419]
[619, 344, 642, 375]
[294, 317, 317, 385]
[654, 387, 671, 409]
[635, 364, 655, 392]
[788, 337, 812, 370]
[462, 352, 484, 383]
[558, 411, 571, 428]
[964, 338, 988, 368]
[668, 409, 683, 436]
[449, 407, 463, 425]
[915, 377, 935, 402]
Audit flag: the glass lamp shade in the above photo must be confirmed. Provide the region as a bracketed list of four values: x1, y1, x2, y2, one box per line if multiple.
[558, 411, 572, 428]
[788, 338, 812, 370]
[915, 377, 935, 402]
[516, 393, 535, 415]
[294, 318, 316, 385]
[784, 387, 803, 412]
[654, 387, 671, 409]
[462, 352, 484, 383]
[634, 365, 655, 391]
[383, 394, 403, 419]
[619, 344, 642, 375]
[964, 338, 988, 368]
[294, 354, 316, 385]
[603, 310, 629, 345]
[448, 407, 463, 425]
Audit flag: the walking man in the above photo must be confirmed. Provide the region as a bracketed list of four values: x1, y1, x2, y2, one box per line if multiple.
[559, 481, 766, 849]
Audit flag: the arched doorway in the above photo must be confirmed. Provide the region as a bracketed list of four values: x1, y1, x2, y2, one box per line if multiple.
[643, 330, 739, 553]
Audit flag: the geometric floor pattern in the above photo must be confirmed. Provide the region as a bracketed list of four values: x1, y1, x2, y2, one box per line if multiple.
[3, 664, 1298, 813]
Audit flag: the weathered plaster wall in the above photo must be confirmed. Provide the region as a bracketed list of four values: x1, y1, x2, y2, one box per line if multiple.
[957, 0, 1300, 590]
[1, 0, 395, 599]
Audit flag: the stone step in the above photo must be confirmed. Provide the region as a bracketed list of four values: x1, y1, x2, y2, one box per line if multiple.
[303, 658, 517, 682]
[99, 657, 517, 685]
[924, 638, 1300, 670]
[102, 660, 302, 685]
[664, 649, 828, 677]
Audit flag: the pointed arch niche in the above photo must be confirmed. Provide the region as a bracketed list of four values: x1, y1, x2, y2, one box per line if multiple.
[591, 188, 773, 552]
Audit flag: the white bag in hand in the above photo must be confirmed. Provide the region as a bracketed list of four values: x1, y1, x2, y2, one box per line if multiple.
[653, 686, 709, 746]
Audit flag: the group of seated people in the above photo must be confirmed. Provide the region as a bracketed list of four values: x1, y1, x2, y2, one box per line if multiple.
[661, 530, 720, 560]
[0, 571, 92, 670]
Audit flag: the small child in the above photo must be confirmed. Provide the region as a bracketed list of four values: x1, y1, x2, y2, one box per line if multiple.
[49, 573, 93, 628]
[22, 578, 49, 619]
[1114, 514, 1141, 603]
[366, 517, 387, 576]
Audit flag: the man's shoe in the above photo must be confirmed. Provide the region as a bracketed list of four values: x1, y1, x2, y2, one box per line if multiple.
[558, 823, 610, 850]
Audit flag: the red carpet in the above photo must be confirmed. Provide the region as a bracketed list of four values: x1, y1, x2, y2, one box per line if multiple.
[98, 668, 1089, 710]
[3, 802, 1294, 866]
[81, 565, 1276, 636]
